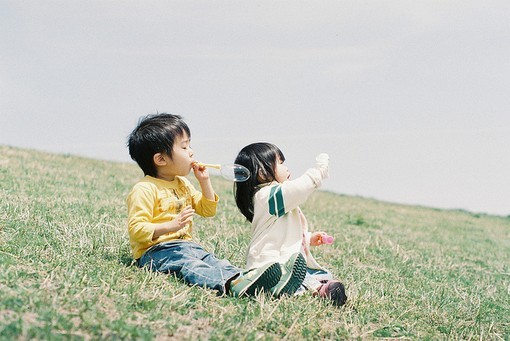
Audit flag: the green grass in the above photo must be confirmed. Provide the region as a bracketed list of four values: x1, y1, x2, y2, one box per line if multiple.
[1, 144, 509, 340]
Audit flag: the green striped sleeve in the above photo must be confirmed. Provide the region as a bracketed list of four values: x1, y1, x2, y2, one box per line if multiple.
[268, 185, 285, 217]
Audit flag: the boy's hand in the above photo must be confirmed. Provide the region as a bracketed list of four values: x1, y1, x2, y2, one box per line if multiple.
[191, 162, 216, 201]
[192, 163, 210, 182]
[173, 205, 195, 230]
[152, 205, 195, 240]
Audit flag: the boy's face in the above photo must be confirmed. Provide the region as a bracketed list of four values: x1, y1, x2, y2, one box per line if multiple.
[156, 133, 194, 180]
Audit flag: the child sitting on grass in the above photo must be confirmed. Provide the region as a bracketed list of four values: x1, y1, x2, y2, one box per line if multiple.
[233, 142, 347, 306]
[126, 113, 282, 297]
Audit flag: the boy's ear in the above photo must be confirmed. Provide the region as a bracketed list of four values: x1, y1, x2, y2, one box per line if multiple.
[153, 153, 167, 166]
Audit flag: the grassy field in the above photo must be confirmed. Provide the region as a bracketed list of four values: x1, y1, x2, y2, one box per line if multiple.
[1, 144, 509, 340]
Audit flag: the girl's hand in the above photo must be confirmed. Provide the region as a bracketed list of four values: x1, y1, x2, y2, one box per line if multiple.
[310, 232, 326, 246]
[173, 205, 195, 230]
[315, 153, 329, 179]
[310, 232, 334, 246]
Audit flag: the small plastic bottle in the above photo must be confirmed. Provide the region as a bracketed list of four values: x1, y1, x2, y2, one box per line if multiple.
[320, 234, 334, 244]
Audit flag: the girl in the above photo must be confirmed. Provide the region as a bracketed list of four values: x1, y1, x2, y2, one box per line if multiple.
[234, 142, 347, 306]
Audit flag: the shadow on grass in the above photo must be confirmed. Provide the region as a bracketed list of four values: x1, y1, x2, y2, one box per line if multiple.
[119, 252, 137, 267]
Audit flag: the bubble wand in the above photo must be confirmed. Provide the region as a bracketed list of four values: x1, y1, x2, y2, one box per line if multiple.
[194, 162, 251, 182]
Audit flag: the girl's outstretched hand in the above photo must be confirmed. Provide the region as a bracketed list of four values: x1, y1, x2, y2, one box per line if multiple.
[315, 153, 329, 179]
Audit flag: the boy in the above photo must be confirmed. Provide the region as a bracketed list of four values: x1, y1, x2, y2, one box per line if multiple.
[127, 113, 281, 296]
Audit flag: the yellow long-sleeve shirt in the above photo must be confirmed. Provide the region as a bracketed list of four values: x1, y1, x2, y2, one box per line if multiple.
[127, 175, 219, 259]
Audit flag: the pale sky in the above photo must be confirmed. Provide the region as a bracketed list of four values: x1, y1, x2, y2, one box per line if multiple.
[1, 1, 509, 216]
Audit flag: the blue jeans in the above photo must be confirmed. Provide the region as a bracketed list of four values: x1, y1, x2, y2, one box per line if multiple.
[138, 241, 241, 295]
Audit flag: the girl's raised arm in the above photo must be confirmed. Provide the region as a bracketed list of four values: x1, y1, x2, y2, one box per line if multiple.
[268, 154, 329, 214]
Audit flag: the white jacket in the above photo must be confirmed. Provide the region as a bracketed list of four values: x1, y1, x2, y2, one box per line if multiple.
[246, 156, 329, 270]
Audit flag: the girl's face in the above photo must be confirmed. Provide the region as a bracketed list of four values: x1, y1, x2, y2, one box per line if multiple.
[274, 157, 290, 183]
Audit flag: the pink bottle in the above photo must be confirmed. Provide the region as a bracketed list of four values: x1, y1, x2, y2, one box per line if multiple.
[320, 234, 334, 244]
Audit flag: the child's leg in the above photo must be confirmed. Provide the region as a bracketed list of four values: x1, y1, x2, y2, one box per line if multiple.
[139, 241, 240, 295]
[180, 245, 282, 297]
[270, 253, 307, 297]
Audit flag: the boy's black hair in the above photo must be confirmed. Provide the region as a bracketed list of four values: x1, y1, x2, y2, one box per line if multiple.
[128, 113, 191, 177]
[233, 142, 285, 222]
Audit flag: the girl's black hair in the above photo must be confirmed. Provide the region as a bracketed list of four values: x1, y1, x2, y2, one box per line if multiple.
[234, 142, 285, 222]
[127, 113, 191, 177]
